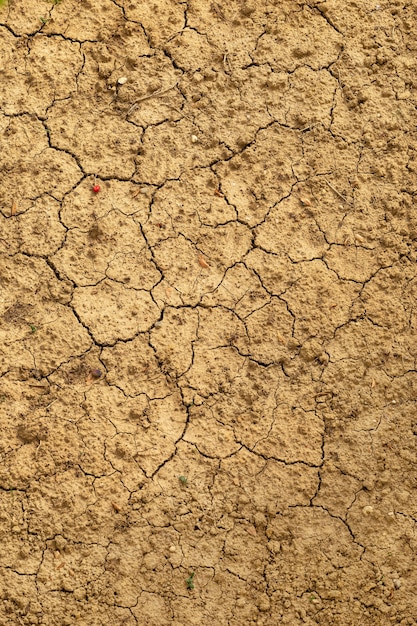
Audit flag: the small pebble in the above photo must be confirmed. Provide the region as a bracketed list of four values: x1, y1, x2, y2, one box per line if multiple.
[362, 505, 374, 516]
[191, 135, 199, 143]
[154, 321, 162, 328]
[90, 368, 102, 379]
[118, 76, 128, 85]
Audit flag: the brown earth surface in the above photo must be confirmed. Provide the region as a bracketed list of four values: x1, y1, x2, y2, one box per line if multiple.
[1, 0, 417, 624]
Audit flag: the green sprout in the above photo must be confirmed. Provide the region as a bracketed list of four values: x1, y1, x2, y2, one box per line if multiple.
[178, 475, 188, 485]
[185, 572, 195, 590]
[29, 324, 37, 333]
[39, 16, 49, 23]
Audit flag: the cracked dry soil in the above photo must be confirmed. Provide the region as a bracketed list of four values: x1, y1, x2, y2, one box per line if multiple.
[0, 0, 417, 624]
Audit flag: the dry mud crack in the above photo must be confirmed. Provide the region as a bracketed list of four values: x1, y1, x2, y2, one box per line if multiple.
[1, 1, 417, 625]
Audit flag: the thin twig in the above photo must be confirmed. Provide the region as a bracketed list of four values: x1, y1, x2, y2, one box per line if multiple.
[299, 123, 317, 132]
[323, 178, 348, 202]
[126, 82, 178, 116]
[211, 2, 226, 20]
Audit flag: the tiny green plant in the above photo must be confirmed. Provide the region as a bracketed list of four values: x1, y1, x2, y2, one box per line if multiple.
[39, 16, 49, 23]
[29, 324, 37, 333]
[0, 395, 6, 403]
[185, 572, 195, 590]
[178, 475, 188, 485]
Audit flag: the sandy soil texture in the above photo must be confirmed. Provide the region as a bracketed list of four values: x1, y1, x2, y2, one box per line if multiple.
[1, 0, 417, 624]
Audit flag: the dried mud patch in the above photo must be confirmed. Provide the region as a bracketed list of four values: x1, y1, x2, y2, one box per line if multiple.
[1, 1, 417, 625]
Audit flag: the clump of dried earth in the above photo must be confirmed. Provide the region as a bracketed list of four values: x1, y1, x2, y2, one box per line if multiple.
[0, 0, 417, 624]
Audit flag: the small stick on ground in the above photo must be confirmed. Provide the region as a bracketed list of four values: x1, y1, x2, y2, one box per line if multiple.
[323, 179, 348, 203]
[211, 2, 226, 20]
[131, 187, 146, 198]
[198, 255, 210, 269]
[126, 82, 178, 116]
[223, 53, 231, 72]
